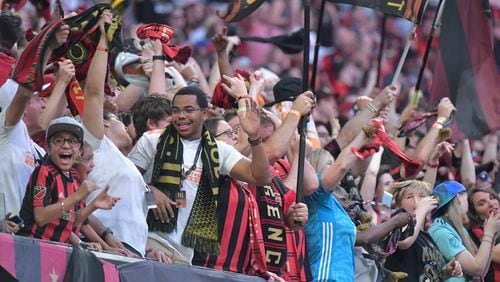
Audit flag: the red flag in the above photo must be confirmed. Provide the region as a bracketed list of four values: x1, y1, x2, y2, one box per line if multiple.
[429, 0, 500, 139]
[66, 77, 85, 116]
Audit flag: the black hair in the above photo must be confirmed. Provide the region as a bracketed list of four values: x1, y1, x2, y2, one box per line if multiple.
[315, 120, 332, 135]
[204, 117, 224, 136]
[173, 86, 208, 109]
[132, 94, 171, 140]
[0, 11, 23, 50]
[223, 109, 238, 123]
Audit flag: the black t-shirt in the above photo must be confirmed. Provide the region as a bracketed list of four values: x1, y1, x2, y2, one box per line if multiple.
[385, 232, 446, 282]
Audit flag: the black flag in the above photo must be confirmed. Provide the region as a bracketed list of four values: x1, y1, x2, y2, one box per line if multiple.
[330, 0, 428, 24]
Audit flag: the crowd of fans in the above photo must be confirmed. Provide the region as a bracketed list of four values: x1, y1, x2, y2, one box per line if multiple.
[0, 0, 499, 281]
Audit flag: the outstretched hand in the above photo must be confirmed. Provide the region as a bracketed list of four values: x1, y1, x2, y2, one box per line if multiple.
[92, 185, 120, 210]
[237, 97, 261, 140]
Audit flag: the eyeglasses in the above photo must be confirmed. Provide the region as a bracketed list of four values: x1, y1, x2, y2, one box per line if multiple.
[171, 107, 203, 116]
[215, 129, 235, 138]
[50, 137, 82, 147]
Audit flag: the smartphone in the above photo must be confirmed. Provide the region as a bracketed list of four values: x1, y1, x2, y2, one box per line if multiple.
[381, 191, 393, 208]
[8, 215, 24, 226]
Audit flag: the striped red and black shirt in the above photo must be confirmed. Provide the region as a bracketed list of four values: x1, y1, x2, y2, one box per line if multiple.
[193, 176, 267, 276]
[19, 161, 84, 243]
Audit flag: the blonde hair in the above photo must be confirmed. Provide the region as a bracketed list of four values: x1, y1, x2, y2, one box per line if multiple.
[442, 197, 478, 255]
[388, 180, 431, 207]
[307, 148, 334, 172]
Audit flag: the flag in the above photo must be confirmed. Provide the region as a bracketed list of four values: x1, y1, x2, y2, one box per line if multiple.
[217, 0, 266, 23]
[0, 233, 119, 282]
[429, 0, 500, 139]
[239, 29, 304, 54]
[330, 0, 428, 24]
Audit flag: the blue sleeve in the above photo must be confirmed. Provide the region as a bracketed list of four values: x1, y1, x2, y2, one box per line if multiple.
[304, 172, 330, 205]
[429, 222, 466, 261]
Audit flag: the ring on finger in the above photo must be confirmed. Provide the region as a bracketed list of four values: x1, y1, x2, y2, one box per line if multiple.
[237, 107, 247, 112]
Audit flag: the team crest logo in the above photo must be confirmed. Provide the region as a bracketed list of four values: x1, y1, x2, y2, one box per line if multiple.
[34, 186, 47, 199]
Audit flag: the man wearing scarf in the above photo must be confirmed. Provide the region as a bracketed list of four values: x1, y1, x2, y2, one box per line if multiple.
[129, 85, 271, 263]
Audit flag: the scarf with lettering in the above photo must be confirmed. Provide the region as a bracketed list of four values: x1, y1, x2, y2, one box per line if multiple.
[10, 3, 110, 91]
[149, 124, 221, 255]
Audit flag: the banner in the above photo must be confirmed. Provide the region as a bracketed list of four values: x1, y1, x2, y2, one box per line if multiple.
[429, 0, 500, 139]
[331, 0, 428, 24]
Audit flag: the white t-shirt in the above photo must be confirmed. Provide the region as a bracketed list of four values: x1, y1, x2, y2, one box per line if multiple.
[0, 106, 45, 215]
[84, 127, 148, 255]
[128, 130, 244, 261]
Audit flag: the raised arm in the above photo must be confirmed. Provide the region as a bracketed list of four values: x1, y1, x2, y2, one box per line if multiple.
[263, 93, 315, 164]
[82, 11, 111, 139]
[211, 26, 233, 84]
[229, 97, 271, 185]
[460, 139, 476, 189]
[283, 135, 319, 196]
[40, 60, 73, 130]
[411, 98, 455, 164]
[423, 142, 454, 188]
[336, 85, 396, 149]
[5, 24, 70, 127]
[359, 147, 383, 202]
[322, 129, 368, 191]
[148, 39, 167, 95]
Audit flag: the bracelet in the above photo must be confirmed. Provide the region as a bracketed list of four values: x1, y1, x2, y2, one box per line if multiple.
[236, 94, 250, 101]
[248, 136, 262, 146]
[483, 234, 494, 241]
[96, 46, 108, 52]
[481, 238, 493, 245]
[432, 122, 443, 129]
[288, 109, 301, 118]
[427, 161, 439, 168]
[152, 55, 166, 61]
[362, 126, 374, 138]
[100, 227, 113, 239]
[366, 103, 378, 114]
[61, 200, 66, 214]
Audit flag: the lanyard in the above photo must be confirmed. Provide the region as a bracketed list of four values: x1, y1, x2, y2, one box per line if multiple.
[181, 141, 203, 181]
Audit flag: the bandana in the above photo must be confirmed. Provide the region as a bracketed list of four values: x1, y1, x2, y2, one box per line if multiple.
[136, 24, 192, 64]
[352, 119, 423, 178]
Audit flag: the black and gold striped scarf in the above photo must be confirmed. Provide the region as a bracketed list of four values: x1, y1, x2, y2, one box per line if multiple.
[149, 124, 221, 255]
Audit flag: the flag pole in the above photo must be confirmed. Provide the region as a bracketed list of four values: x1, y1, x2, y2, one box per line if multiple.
[391, 24, 417, 85]
[310, 0, 326, 92]
[376, 15, 387, 88]
[297, 0, 311, 205]
[411, 0, 446, 106]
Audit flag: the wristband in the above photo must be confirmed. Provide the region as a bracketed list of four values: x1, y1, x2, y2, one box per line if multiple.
[152, 55, 166, 61]
[61, 200, 66, 214]
[288, 109, 301, 118]
[96, 46, 108, 52]
[436, 116, 447, 124]
[366, 103, 378, 114]
[100, 227, 113, 239]
[236, 94, 250, 101]
[432, 122, 443, 129]
[248, 136, 262, 146]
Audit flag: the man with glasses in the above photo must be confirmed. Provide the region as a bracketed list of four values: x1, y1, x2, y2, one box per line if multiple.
[129, 85, 271, 264]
